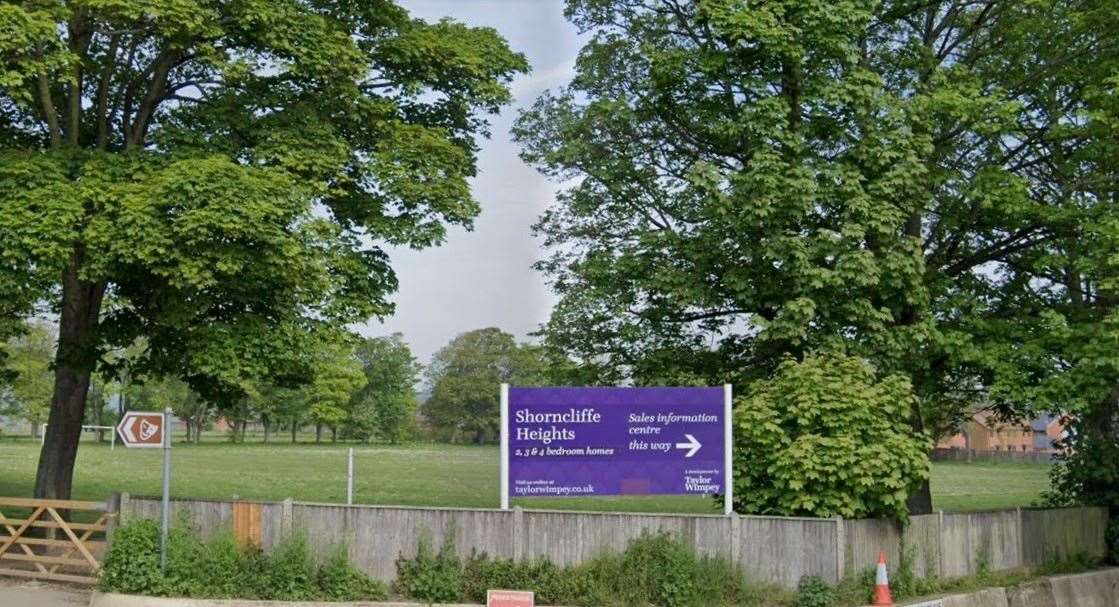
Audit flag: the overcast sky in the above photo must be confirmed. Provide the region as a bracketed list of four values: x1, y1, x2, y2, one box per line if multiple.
[358, 1, 583, 364]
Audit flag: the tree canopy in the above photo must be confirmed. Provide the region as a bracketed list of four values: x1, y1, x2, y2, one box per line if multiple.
[514, 0, 1119, 513]
[350, 333, 421, 443]
[424, 328, 551, 444]
[0, 321, 55, 434]
[0, 0, 527, 498]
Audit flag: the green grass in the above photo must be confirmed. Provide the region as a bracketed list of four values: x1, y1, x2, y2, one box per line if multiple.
[928, 460, 1054, 512]
[0, 435, 1053, 514]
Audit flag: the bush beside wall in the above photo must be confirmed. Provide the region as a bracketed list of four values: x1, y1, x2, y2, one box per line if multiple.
[102, 520, 1100, 606]
[100, 519, 387, 601]
[394, 531, 791, 607]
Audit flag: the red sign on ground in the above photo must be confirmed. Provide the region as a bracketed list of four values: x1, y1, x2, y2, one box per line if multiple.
[487, 589, 534, 607]
[116, 411, 164, 448]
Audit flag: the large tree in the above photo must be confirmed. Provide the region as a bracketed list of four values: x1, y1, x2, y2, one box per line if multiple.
[514, 0, 1119, 513]
[423, 328, 550, 444]
[1031, 45, 1119, 545]
[350, 333, 421, 444]
[304, 339, 364, 443]
[1, 321, 55, 436]
[0, 1, 526, 498]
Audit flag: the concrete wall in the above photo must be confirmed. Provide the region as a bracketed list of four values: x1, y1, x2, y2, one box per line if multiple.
[118, 496, 1107, 590]
[883, 568, 1119, 607]
[840, 507, 1106, 581]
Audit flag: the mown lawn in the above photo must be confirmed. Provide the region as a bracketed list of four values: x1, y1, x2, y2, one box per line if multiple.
[927, 460, 1054, 512]
[0, 436, 1052, 514]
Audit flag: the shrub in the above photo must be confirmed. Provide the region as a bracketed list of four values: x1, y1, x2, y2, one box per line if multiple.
[100, 519, 164, 595]
[191, 534, 250, 599]
[732, 354, 932, 520]
[317, 545, 389, 601]
[395, 530, 787, 607]
[690, 553, 776, 607]
[831, 569, 875, 606]
[100, 520, 386, 602]
[795, 576, 833, 607]
[562, 559, 617, 607]
[392, 535, 463, 603]
[255, 534, 318, 600]
[462, 553, 569, 604]
[160, 525, 207, 597]
[616, 532, 698, 607]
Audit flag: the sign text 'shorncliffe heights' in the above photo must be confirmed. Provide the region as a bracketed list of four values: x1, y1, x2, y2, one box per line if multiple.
[501, 386, 732, 513]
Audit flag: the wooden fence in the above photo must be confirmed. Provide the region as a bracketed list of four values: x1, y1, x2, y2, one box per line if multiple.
[119, 495, 1108, 589]
[0, 496, 116, 585]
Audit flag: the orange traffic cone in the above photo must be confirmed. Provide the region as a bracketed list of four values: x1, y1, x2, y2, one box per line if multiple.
[873, 551, 893, 606]
[868, 555, 895, 604]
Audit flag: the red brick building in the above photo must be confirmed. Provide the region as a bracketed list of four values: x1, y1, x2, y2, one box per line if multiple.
[937, 412, 1065, 453]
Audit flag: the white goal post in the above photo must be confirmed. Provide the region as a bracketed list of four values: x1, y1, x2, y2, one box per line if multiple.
[40, 424, 116, 450]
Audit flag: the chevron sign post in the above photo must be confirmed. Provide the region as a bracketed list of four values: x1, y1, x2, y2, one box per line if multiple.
[501, 386, 734, 515]
[116, 411, 164, 447]
[117, 409, 174, 570]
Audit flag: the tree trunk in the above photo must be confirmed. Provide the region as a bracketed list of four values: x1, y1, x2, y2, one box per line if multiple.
[291, 421, 298, 444]
[906, 390, 935, 514]
[315, 423, 322, 443]
[184, 420, 193, 443]
[95, 387, 105, 443]
[34, 260, 105, 500]
[331, 426, 337, 443]
[263, 419, 271, 443]
[193, 408, 204, 444]
[897, 208, 936, 516]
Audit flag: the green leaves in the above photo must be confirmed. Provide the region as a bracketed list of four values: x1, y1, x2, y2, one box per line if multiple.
[517, 2, 1119, 502]
[350, 334, 421, 443]
[423, 328, 553, 443]
[0, 1, 527, 431]
[516, 0, 940, 387]
[0, 4, 74, 106]
[0, 321, 56, 427]
[375, 19, 528, 112]
[732, 354, 931, 520]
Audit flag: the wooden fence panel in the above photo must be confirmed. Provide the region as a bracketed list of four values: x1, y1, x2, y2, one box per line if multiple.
[231, 502, 262, 548]
[0, 497, 114, 585]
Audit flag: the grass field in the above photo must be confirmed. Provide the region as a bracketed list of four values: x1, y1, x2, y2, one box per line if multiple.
[0, 435, 1053, 514]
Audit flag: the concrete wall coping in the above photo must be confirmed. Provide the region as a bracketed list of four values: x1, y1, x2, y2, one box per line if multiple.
[874, 567, 1119, 607]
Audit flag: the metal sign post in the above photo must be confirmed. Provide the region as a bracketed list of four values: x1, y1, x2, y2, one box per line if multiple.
[346, 448, 354, 505]
[115, 409, 171, 568]
[160, 407, 172, 569]
[500, 384, 510, 511]
[723, 383, 733, 515]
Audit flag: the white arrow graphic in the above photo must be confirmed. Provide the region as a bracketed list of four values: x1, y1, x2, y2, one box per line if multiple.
[675, 434, 702, 458]
[119, 415, 138, 443]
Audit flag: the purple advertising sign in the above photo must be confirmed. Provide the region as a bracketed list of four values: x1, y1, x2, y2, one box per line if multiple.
[502, 386, 731, 510]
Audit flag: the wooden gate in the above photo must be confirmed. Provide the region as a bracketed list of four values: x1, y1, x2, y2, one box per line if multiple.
[0, 497, 115, 584]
